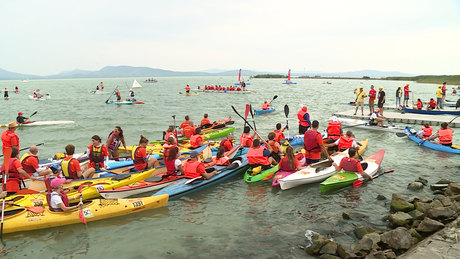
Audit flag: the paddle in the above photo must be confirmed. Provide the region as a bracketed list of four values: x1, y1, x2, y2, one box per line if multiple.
[353, 168, 394, 188]
[0, 143, 45, 158]
[284, 105, 289, 139]
[77, 184, 86, 224]
[10, 203, 44, 214]
[245, 104, 250, 127]
[395, 132, 407, 137]
[105, 86, 118, 103]
[231, 106, 263, 140]
[249, 104, 257, 131]
[172, 115, 179, 145]
[269, 95, 278, 106]
[27, 111, 38, 121]
[0, 148, 12, 241]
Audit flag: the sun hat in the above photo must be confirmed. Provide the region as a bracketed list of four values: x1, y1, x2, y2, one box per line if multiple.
[190, 150, 199, 158]
[18, 112, 23, 115]
[379, 86, 383, 89]
[438, 85, 442, 88]
[330, 115, 338, 122]
[50, 178, 66, 188]
[8, 121, 18, 128]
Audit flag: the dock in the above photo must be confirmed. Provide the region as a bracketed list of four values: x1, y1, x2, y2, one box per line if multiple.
[333, 110, 460, 128]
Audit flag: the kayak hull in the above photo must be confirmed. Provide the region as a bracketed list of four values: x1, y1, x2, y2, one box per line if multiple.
[338, 118, 404, 133]
[404, 126, 460, 154]
[150, 127, 235, 144]
[244, 165, 279, 183]
[401, 107, 460, 115]
[254, 106, 276, 115]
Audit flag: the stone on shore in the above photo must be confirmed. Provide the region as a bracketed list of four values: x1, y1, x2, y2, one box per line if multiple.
[352, 237, 373, 257]
[407, 210, 424, 221]
[318, 254, 341, 259]
[353, 226, 381, 240]
[304, 232, 330, 255]
[336, 244, 356, 259]
[407, 182, 424, 190]
[444, 182, 460, 196]
[380, 227, 412, 250]
[416, 217, 445, 233]
[320, 241, 338, 255]
[390, 194, 414, 212]
[411, 195, 432, 203]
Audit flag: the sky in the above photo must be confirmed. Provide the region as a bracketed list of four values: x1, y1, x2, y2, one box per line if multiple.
[1, 0, 459, 76]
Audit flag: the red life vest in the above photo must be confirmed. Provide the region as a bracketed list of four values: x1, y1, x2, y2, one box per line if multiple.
[183, 160, 202, 178]
[417, 101, 423, 110]
[421, 126, 433, 138]
[327, 121, 342, 140]
[303, 130, 321, 152]
[46, 191, 69, 211]
[1, 130, 19, 151]
[0, 158, 23, 192]
[219, 139, 231, 152]
[428, 100, 436, 108]
[132, 146, 145, 164]
[185, 85, 190, 91]
[189, 134, 203, 148]
[20, 153, 38, 175]
[340, 157, 360, 172]
[165, 131, 176, 141]
[164, 158, 178, 174]
[438, 129, 453, 145]
[237, 87, 241, 91]
[297, 108, 310, 127]
[240, 134, 253, 147]
[261, 103, 269, 110]
[213, 156, 230, 165]
[162, 143, 176, 157]
[247, 146, 270, 166]
[273, 130, 285, 143]
[279, 157, 296, 172]
[268, 140, 279, 153]
[338, 136, 354, 151]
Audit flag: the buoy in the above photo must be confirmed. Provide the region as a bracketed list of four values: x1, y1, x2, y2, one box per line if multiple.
[384, 169, 394, 173]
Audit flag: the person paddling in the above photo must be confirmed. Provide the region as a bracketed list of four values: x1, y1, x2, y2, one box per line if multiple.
[48, 178, 82, 212]
[16, 112, 29, 124]
[425, 122, 454, 147]
[261, 101, 270, 110]
[326, 116, 342, 153]
[240, 126, 256, 148]
[416, 123, 434, 139]
[272, 123, 286, 143]
[332, 147, 372, 180]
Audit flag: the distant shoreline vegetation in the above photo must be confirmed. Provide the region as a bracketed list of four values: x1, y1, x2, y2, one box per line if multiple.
[254, 74, 460, 85]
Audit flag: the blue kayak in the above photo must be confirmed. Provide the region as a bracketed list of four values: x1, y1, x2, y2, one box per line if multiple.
[254, 106, 276, 115]
[286, 133, 326, 146]
[404, 126, 460, 154]
[154, 155, 249, 199]
[401, 107, 460, 115]
[282, 82, 297, 84]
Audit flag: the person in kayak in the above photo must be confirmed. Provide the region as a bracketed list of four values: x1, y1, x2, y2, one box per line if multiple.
[248, 138, 277, 171]
[303, 120, 332, 165]
[1, 121, 19, 155]
[326, 116, 342, 153]
[368, 85, 376, 115]
[189, 128, 204, 149]
[133, 135, 158, 171]
[332, 147, 372, 180]
[16, 112, 29, 124]
[48, 178, 82, 212]
[416, 123, 434, 139]
[403, 83, 411, 107]
[278, 146, 306, 172]
[179, 115, 190, 129]
[220, 133, 235, 152]
[267, 132, 284, 163]
[261, 101, 270, 110]
[61, 144, 93, 179]
[184, 150, 218, 179]
[426, 98, 437, 111]
[106, 126, 128, 160]
[164, 147, 184, 176]
[297, 104, 311, 134]
[240, 126, 256, 148]
[115, 89, 121, 102]
[214, 147, 231, 166]
[326, 130, 359, 152]
[369, 108, 387, 127]
[353, 86, 367, 116]
[164, 126, 177, 141]
[183, 121, 197, 139]
[20, 145, 54, 177]
[0, 147, 37, 192]
[86, 135, 109, 174]
[200, 113, 212, 128]
[185, 85, 191, 94]
[425, 122, 454, 147]
[163, 136, 178, 157]
[377, 86, 386, 115]
[272, 123, 286, 143]
[412, 98, 423, 110]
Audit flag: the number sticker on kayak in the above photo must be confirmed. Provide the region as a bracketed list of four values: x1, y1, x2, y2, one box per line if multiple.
[298, 171, 311, 175]
[83, 208, 94, 218]
[95, 184, 105, 192]
[131, 200, 144, 208]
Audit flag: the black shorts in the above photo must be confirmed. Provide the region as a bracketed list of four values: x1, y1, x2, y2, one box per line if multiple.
[299, 124, 310, 134]
[269, 152, 281, 163]
[442, 143, 452, 147]
[377, 103, 384, 108]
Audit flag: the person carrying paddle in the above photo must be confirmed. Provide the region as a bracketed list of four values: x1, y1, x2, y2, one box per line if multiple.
[128, 89, 136, 101]
[261, 101, 270, 110]
[278, 146, 306, 172]
[1, 121, 19, 155]
[184, 150, 217, 179]
[16, 112, 29, 124]
[272, 123, 286, 143]
[425, 122, 454, 147]
[303, 120, 332, 165]
[353, 86, 367, 116]
[115, 89, 121, 102]
[189, 128, 204, 149]
[133, 135, 159, 171]
[332, 147, 372, 180]
[106, 126, 128, 160]
[403, 83, 411, 107]
[164, 147, 184, 176]
[0, 147, 37, 192]
[297, 104, 311, 134]
[326, 131, 359, 152]
[368, 85, 376, 115]
[62, 144, 93, 179]
[369, 108, 387, 127]
[201, 114, 211, 128]
[20, 145, 54, 177]
[48, 178, 82, 212]
[220, 133, 235, 152]
[240, 126, 256, 147]
[179, 115, 190, 130]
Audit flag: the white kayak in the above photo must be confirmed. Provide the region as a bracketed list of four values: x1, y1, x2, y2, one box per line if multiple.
[337, 118, 404, 133]
[1, 121, 75, 127]
[28, 95, 49, 100]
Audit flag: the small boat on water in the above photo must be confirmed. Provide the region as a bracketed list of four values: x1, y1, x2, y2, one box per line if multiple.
[106, 100, 133, 105]
[0, 121, 75, 127]
[254, 106, 276, 115]
[404, 126, 460, 155]
[400, 106, 460, 115]
[282, 69, 297, 84]
[28, 94, 49, 100]
[145, 78, 157, 83]
[132, 79, 142, 88]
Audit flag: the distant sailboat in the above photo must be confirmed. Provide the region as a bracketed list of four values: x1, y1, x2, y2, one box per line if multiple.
[234, 69, 251, 86]
[132, 79, 142, 88]
[282, 69, 297, 84]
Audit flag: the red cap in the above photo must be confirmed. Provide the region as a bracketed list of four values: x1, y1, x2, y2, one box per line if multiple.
[18, 112, 23, 115]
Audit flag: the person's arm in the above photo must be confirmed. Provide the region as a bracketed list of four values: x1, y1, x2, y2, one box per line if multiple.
[332, 159, 342, 171]
[58, 200, 83, 212]
[357, 163, 372, 179]
[304, 113, 311, 126]
[325, 139, 339, 148]
[121, 137, 128, 152]
[427, 133, 440, 140]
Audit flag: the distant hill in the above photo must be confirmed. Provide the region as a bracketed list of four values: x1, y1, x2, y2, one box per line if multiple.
[0, 66, 415, 80]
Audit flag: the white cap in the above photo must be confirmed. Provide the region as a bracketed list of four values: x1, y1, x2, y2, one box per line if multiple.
[330, 116, 338, 122]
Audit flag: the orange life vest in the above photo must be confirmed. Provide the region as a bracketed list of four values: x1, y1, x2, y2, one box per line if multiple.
[417, 101, 423, 110]
[189, 134, 203, 148]
[338, 136, 355, 151]
[327, 121, 342, 140]
[240, 134, 253, 147]
[273, 130, 285, 143]
[297, 108, 310, 127]
[421, 126, 433, 138]
[247, 146, 270, 166]
[185, 85, 190, 91]
[183, 126, 195, 139]
[261, 103, 269, 110]
[213, 156, 230, 165]
[183, 160, 202, 178]
[268, 140, 279, 153]
[438, 129, 453, 145]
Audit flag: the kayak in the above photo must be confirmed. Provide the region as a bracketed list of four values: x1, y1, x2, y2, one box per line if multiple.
[1, 121, 75, 128]
[178, 92, 199, 96]
[28, 95, 48, 100]
[4, 169, 154, 211]
[244, 165, 279, 183]
[154, 155, 249, 199]
[404, 126, 460, 155]
[2, 194, 168, 234]
[150, 127, 235, 144]
[286, 133, 327, 147]
[99, 146, 242, 199]
[278, 139, 368, 190]
[106, 100, 133, 105]
[193, 89, 253, 94]
[282, 82, 297, 84]
[254, 106, 276, 115]
[338, 118, 404, 133]
[319, 149, 385, 193]
[401, 107, 460, 115]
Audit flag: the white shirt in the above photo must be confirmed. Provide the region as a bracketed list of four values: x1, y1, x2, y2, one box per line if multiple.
[369, 113, 381, 121]
[50, 191, 63, 209]
[334, 139, 358, 147]
[174, 159, 181, 170]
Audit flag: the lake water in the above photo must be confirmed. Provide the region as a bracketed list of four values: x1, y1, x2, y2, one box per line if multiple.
[0, 77, 459, 258]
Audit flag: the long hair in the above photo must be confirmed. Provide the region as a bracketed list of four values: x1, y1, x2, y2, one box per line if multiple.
[216, 147, 225, 159]
[115, 126, 124, 139]
[285, 146, 295, 169]
[167, 147, 179, 161]
[139, 135, 149, 145]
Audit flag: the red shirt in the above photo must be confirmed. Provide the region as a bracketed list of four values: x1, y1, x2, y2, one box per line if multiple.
[201, 118, 211, 126]
[404, 85, 410, 96]
[368, 89, 377, 101]
[134, 147, 147, 171]
[63, 156, 82, 178]
[22, 154, 39, 172]
[88, 145, 109, 169]
[222, 139, 233, 151]
[179, 121, 189, 129]
[304, 131, 324, 160]
[1, 130, 19, 154]
[183, 125, 196, 139]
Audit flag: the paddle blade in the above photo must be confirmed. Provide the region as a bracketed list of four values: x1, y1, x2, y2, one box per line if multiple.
[225, 121, 235, 125]
[284, 105, 289, 118]
[273, 95, 278, 100]
[353, 180, 364, 188]
[245, 104, 250, 119]
[77, 183, 86, 193]
[29, 111, 38, 118]
[79, 208, 87, 224]
[16, 189, 40, 195]
[28, 206, 44, 214]
[249, 104, 254, 118]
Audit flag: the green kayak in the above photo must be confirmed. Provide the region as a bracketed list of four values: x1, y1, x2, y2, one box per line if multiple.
[319, 172, 358, 193]
[150, 127, 235, 144]
[244, 165, 279, 183]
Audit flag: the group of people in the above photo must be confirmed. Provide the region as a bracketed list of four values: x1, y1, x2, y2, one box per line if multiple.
[353, 84, 388, 116]
[193, 84, 248, 92]
[410, 82, 448, 111]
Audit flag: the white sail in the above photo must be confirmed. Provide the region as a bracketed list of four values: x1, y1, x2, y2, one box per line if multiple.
[132, 79, 142, 88]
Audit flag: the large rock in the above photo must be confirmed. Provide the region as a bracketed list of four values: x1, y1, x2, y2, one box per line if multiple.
[320, 241, 338, 255]
[411, 195, 432, 203]
[444, 182, 460, 196]
[318, 254, 341, 259]
[431, 199, 444, 208]
[388, 212, 413, 227]
[390, 194, 414, 212]
[336, 244, 356, 259]
[407, 182, 424, 190]
[380, 227, 412, 250]
[414, 201, 431, 213]
[449, 194, 460, 202]
[437, 178, 453, 184]
[426, 207, 456, 221]
[305, 232, 331, 255]
[441, 196, 454, 207]
[407, 210, 424, 220]
[410, 228, 422, 240]
[362, 232, 381, 246]
[416, 217, 445, 233]
[352, 237, 373, 257]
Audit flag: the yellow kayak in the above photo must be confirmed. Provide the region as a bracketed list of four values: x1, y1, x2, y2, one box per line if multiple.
[2, 194, 168, 234]
[6, 169, 154, 209]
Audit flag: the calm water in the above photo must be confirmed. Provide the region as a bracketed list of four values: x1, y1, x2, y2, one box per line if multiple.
[0, 77, 459, 258]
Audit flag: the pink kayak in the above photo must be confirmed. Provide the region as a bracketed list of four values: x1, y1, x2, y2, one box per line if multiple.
[272, 170, 295, 187]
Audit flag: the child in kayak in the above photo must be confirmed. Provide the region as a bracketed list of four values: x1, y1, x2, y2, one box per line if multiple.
[332, 147, 372, 180]
[48, 178, 82, 212]
[278, 146, 305, 172]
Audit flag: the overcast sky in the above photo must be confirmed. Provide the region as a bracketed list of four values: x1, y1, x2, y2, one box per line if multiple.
[1, 0, 459, 76]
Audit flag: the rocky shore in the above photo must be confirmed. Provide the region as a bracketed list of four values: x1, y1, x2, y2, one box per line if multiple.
[299, 178, 460, 258]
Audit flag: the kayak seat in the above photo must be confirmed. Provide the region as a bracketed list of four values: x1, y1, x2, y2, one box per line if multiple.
[145, 176, 163, 183]
[360, 162, 368, 171]
[111, 174, 131, 181]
